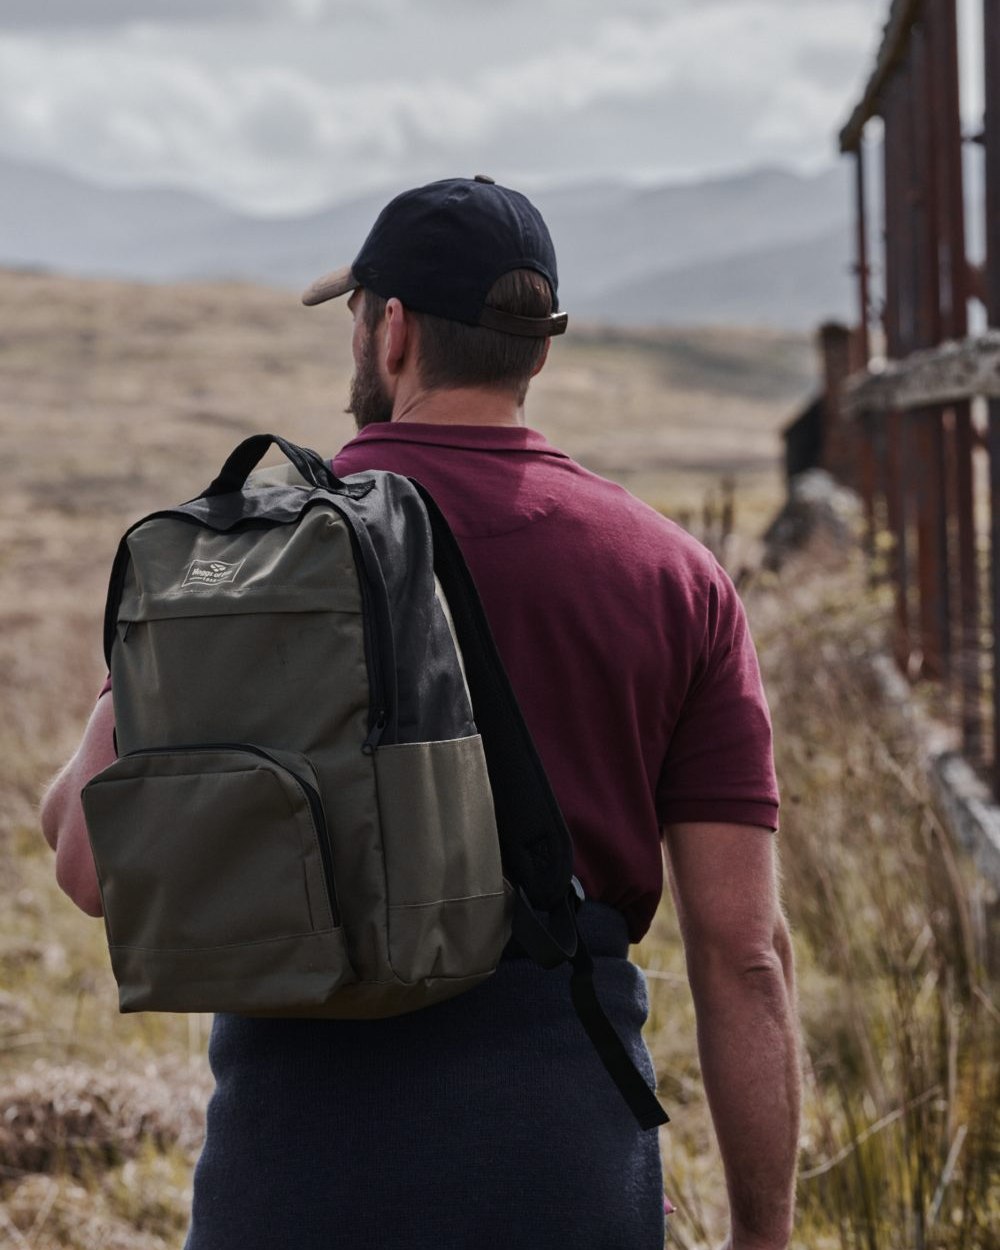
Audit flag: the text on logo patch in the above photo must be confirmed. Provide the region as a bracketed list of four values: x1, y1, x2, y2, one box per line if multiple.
[182, 558, 246, 589]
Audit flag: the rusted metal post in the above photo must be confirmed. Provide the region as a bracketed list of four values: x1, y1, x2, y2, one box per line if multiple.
[859, 420, 879, 558]
[909, 24, 940, 349]
[930, 0, 980, 753]
[930, 0, 966, 334]
[897, 52, 926, 674]
[985, 0, 1000, 792]
[853, 144, 879, 554]
[910, 22, 951, 683]
[882, 74, 912, 671]
[820, 322, 854, 484]
[854, 145, 872, 366]
[912, 405, 950, 682]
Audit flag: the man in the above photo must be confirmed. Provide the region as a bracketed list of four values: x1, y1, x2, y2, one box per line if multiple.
[42, 176, 799, 1249]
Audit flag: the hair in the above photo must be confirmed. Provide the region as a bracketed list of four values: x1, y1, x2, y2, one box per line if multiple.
[361, 269, 554, 404]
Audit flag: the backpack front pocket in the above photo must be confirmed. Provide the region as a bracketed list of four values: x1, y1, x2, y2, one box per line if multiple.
[373, 734, 511, 985]
[82, 745, 355, 1014]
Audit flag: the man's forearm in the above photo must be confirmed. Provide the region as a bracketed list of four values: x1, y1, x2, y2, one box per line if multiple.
[39, 692, 116, 917]
[688, 927, 800, 1249]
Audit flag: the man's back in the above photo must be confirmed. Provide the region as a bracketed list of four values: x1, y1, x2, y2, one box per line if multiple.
[334, 421, 778, 940]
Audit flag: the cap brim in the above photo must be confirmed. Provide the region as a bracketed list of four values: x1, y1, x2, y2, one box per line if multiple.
[301, 265, 358, 307]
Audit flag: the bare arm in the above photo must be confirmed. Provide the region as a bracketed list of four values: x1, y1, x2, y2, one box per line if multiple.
[39, 692, 116, 917]
[662, 821, 799, 1250]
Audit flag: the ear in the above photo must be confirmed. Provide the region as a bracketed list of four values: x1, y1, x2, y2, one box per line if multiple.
[530, 338, 551, 378]
[383, 297, 411, 377]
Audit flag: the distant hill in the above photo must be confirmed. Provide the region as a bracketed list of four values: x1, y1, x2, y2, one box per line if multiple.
[578, 224, 854, 328]
[0, 157, 236, 275]
[0, 155, 854, 329]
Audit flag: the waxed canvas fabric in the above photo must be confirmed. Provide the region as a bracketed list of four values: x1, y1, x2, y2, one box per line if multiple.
[82, 455, 512, 1018]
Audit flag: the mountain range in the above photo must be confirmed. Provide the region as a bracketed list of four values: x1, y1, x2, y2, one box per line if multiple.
[0, 156, 855, 330]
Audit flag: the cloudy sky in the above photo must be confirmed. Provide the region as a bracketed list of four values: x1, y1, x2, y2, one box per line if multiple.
[0, 0, 980, 216]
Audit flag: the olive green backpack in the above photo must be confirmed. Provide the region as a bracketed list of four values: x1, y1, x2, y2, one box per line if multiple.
[81, 434, 667, 1130]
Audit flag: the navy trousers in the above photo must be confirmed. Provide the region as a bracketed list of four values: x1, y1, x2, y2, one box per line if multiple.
[185, 903, 665, 1249]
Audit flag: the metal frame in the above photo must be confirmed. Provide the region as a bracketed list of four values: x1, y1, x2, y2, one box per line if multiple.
[836, 0, 995, 788]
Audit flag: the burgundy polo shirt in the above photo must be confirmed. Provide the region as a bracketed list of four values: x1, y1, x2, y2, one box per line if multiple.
[333, 423, 778, 942]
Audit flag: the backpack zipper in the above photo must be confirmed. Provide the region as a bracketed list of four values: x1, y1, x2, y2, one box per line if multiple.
[334, 509, 394, 750]
[125, 742, 341, 927]
[351, 555, 388, 753]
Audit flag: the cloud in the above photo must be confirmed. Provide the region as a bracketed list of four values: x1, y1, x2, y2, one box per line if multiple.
[0, 1, 258, 26]
[0, 1, 881, 212]
[469, 2, 878, 167]
[0, 0, 407, 28]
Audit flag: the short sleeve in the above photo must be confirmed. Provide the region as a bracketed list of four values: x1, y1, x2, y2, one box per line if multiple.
[656, 564, 779, 830]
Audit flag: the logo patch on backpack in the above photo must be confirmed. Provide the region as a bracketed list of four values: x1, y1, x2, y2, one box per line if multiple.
[182, 558, 246, 588]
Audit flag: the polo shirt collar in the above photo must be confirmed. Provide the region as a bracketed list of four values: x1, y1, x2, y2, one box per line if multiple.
[342, 422, 570, 458]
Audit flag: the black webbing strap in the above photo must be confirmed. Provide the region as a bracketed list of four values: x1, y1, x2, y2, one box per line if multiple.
[511, 889, 668, 1129]
[570, 933, 670, 1130]
[412, 480, 668, 1131]
[202, 434, 343, 497]
[511, 885, 578, 968]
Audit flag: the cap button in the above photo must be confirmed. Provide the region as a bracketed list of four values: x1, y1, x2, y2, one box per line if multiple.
[473, 173, 496, 184]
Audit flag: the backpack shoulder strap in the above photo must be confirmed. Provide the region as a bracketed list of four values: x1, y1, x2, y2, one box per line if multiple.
[410, 480, 572, 907]
[410, 480, 669, 1132]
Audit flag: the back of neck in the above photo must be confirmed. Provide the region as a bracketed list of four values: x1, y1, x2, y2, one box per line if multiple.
[391, 386, 525, 427]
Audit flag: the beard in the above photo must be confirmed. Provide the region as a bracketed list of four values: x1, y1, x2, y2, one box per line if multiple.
[346, 330, 394, 430]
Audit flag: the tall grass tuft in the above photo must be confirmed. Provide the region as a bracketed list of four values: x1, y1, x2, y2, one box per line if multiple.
[638, 553, 999, 1247]
[757, 557, 999, 1248]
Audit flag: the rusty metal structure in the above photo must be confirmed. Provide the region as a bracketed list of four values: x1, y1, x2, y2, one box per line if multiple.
[832, 0, 1000, 794]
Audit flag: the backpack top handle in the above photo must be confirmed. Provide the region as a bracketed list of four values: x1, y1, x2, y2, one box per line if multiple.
[201, 434, 345, 498]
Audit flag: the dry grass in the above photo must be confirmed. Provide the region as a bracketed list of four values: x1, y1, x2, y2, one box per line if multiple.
[0, 1061, 209, 1178]
[759, 561, 1000, 1250]
[637, 550, 1000, 1248]
[2, 1156, 195, 1250]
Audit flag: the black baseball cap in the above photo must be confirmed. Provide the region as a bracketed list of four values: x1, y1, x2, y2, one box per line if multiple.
[301, 175, 568, 338]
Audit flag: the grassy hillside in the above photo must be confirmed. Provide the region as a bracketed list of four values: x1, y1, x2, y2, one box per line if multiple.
[3, 269, 994, 1248]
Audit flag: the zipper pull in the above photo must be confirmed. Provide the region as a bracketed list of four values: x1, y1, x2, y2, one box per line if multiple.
[361, 712, 387, 755]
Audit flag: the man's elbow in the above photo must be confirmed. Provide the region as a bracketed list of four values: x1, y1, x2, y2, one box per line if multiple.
[54, 844, 104, 917]
[733, 947, 794, 1016]
[48, 791, 104, 918]
[689, 916, 796, 1002]
[771, 913, 796, 989]
[39, 771, 67, 851]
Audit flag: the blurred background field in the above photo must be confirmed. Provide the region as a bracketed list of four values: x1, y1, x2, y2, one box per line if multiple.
[1, 266, 997, 1248]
